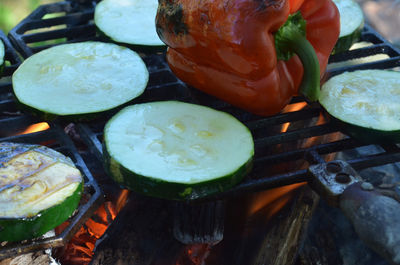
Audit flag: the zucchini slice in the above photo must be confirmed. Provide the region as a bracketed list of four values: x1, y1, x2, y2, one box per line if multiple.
[103, 101, 254, 200]
[332, 0, 364, 54]
[0, 39, 4, 76]
[94, 0, 165, 47]
[0, 142, 83, 242]
[319, 70, 400, 143]
[12, 42, 148, 121]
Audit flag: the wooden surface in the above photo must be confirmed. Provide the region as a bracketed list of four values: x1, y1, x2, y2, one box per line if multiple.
[356, 0, 400, 46]
[89, 186, 320, 265]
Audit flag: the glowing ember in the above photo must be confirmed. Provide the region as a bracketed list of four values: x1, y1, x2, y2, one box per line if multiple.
[176, 244, 212, 265]
[86, 202, 114, 239]
[54, 189, 129, 265]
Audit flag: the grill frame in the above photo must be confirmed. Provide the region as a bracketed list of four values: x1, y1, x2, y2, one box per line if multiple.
[0, 29, 103, 259]
[5, 0, 400, 204]
[0, 30, 21, 77]
[0, 126, 104, 259]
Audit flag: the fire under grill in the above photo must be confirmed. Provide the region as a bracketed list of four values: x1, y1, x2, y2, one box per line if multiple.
[1, 0, 400, 264]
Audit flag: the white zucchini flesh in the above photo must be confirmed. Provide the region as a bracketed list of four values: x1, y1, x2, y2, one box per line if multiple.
[104, 101, 254, 184]
[0, 149, 82, 218]
[0, 39, 4, 66]
[319, 70, 400, 131]
[333, 0, 364, 38]
[12, 42, 148, 116]
[94, 0, 164, 46]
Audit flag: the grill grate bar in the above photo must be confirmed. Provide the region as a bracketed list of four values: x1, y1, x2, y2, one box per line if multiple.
[327, 24, 400, 76]
[313, 137, 365, 155]
[0, 127, 56, 143]
[327, 56, 400, 77]
[22, 23, 95, 44]
[254, 123, 338, 148]
[30, 35, 100, 55]
[328, 43, 392, 63]
[0, 116, 37, 128]
[252, 138, 365, 177]
[0, 31, 21, 76]
[9, 1, 95, 57]
[0, 100, 17, 111]
[348, 151, 400, 172]
[245, 106, 321, 130]
[254, 150, 306, 167]
[211, 169, 311, 200]
[11, 2, 81, 35]
[22, 10, 94, 30]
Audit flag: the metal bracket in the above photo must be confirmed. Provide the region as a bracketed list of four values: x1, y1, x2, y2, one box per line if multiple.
[308, 160, 361, 207]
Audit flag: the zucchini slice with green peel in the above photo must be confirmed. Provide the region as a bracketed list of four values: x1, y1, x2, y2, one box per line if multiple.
[12, 42, 148, 121]
[0, 142, 83, 242]
[103, 101, 254, 200]
[0, 39, 4, 76]
[319, 70, 400, 143]
[94, 0, 165, 47]
[332, 0, 364, 54]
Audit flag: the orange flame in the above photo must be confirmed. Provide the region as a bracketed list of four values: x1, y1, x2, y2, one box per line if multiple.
[247, 183, 305, 218]
[116, 189, 130, 213]
[247, 101, 326, 219]
[20, 122, 50, 134]
[281, 102, 308, 133]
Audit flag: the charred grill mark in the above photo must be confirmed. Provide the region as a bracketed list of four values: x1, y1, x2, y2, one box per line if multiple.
[156, 1, 189, 38]
[254, 0, 284, 11]
[0, 142, 33, 165]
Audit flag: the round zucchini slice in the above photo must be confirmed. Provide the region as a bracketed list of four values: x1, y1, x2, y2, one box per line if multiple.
[0, 142, 83, 242]
[103, 101, 254, 200]
[94, 0, 165, 47]
[0, 39, 5, 76]
[332, 0, 364, 54]
[319, 70, 400, 143]
[12, 42, 149, 121]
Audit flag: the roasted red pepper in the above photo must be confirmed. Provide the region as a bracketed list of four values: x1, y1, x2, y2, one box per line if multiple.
[156, 0, 340, 116]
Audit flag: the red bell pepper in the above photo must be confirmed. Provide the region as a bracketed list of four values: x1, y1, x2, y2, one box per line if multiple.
[156, 0, 340, 116]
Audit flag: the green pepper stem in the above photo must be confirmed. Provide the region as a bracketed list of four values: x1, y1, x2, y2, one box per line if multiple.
[282, 31, 320, 101]
[274, 12, 320, 102]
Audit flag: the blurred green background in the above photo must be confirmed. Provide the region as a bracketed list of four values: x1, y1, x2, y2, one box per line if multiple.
[0, 0, 59, 33]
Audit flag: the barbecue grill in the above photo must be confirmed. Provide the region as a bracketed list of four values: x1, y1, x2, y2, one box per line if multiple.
[2, 0, 400, 264]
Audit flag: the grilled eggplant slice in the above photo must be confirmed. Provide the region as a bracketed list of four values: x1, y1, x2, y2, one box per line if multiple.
[0, 142, 83, 242]
[12, 42, 148, 121]
[332, 0, 364, 54]
[94, 0, 165, 47]
[319, 70, 400, 143]
[103, 101, 254, 200]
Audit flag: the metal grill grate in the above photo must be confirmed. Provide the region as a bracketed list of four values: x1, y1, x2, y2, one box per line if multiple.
[0, 30, 21, 77]
[0, 29, 103, 259]
[6, 0, 400, 202]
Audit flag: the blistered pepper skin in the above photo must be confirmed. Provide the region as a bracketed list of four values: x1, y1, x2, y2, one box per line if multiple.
[156, 0, 340, 116]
